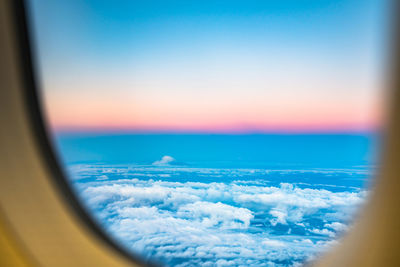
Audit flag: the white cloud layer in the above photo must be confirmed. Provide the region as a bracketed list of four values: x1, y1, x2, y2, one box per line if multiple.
[70, 165, 367, 266]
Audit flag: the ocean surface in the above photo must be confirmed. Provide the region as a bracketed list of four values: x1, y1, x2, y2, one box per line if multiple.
[54, 133, 378, 266]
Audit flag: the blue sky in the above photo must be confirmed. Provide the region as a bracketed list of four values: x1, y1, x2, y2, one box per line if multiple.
[28, 0, 389, 133]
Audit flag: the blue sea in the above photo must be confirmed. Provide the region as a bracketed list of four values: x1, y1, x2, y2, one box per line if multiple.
[54, 133, 378, 266]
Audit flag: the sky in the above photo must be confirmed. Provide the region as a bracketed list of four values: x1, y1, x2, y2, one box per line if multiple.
[27, 0, 389, 133]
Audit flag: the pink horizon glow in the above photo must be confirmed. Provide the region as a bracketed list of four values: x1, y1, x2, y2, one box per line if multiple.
[44, 94, 383, 133]
[49, 117, 381, 134]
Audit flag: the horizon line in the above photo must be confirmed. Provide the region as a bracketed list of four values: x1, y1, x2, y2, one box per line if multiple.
[51, 128, 380, 135]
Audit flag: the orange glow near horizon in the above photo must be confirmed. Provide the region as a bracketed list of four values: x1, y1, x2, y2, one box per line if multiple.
[44, 83, 383, 133]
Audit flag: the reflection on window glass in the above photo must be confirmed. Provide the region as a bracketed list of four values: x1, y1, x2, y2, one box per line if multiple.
[27, 0, 388, 266]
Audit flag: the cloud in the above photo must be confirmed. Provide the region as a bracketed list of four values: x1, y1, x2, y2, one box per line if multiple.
[310, 228, 336, 238]
[177, 201, 254, 229]
[269, 209, 287, 226]
[262, 238, 286, 247]
[96, 175, 108, 180]
[324, 222, 348, 233]
[70, 164, 367, 266]
[152, 155, 175, 166]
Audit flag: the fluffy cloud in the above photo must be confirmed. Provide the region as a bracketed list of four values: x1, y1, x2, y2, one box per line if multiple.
[310, 228, 336, 238]
[324, 222, 348, 233]
[152, 155, 175, 166]
[178, 201, 254, 229]
[70, 164, 367, 266]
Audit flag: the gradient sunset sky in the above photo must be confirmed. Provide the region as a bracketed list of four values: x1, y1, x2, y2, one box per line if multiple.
[28, 0, 388, 133]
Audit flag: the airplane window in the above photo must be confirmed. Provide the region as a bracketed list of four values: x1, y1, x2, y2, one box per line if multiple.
[25, 0, 389, 266]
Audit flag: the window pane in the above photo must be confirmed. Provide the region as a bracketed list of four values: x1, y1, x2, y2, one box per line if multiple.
[26, 0, 388, 266]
